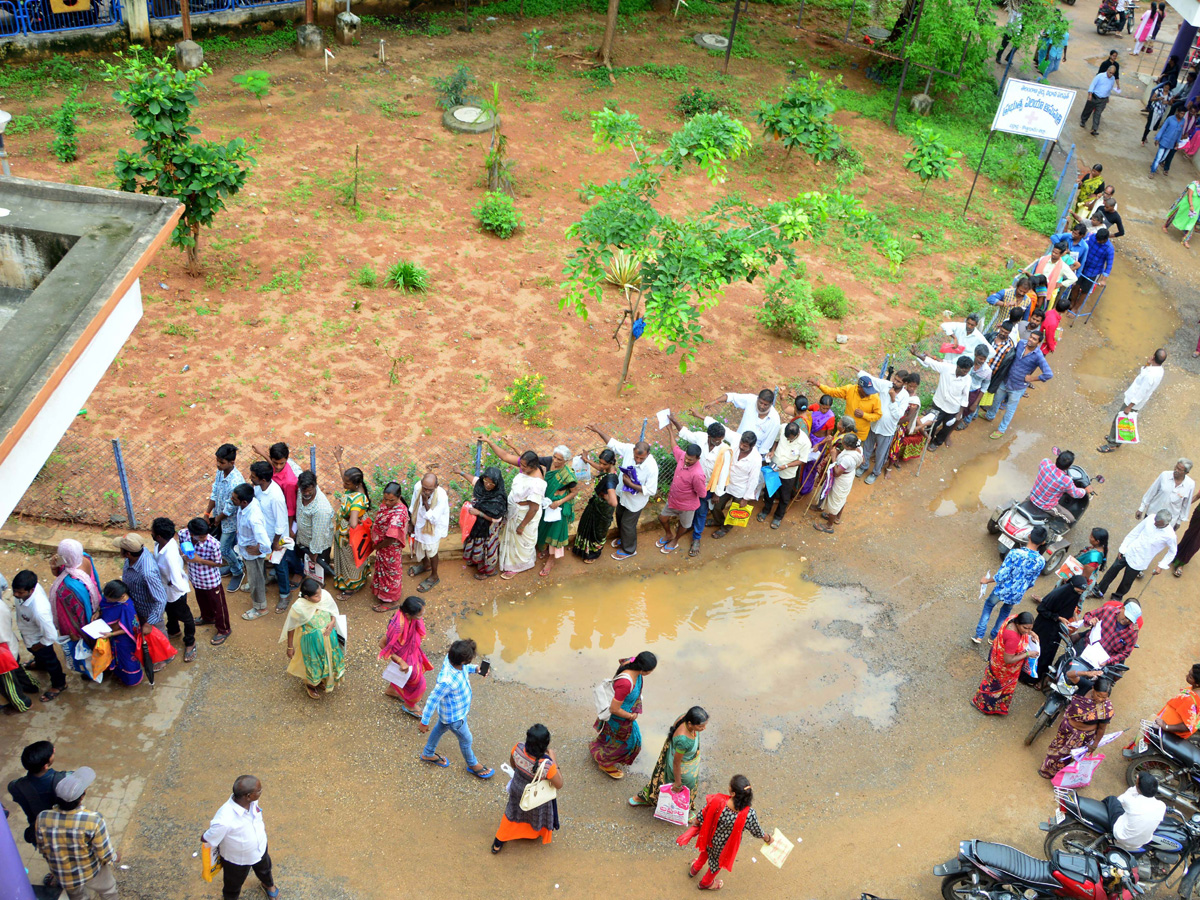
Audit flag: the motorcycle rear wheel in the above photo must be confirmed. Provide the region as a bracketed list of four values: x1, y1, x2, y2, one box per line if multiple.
[1043, 824, 1105, 862]
[986, 516, 1001, 535]
[941, 873, 998, 900]
[1126, 754, 1187, 793]
[1024, 709, 1053, 746]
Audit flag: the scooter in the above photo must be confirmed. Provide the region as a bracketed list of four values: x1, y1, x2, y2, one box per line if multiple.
[1039, 786, 1200, 886]
[987, 463, 1093, 574]
[934, 839, 1142, 899]
[1024, 623, 1129, 746]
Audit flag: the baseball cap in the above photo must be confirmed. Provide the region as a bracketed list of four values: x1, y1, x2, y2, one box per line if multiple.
[113, 533, 144, 553]
[857, 375, 877, 396]
[1123, 600, 1142, 621]
[55, 767, 96, 802]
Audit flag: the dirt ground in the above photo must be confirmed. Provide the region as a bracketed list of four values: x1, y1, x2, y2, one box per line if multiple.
[4, 1, 1200, 898]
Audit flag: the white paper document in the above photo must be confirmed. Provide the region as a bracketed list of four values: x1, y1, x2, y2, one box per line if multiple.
[656, 408, 671, 430]
[81, 620, 113, 640]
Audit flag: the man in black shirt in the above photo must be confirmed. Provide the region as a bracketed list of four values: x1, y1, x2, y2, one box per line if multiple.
[1097, 50, 1121, 88]
[1100, 196, 1125, 238]
[7, 740, 64, 845]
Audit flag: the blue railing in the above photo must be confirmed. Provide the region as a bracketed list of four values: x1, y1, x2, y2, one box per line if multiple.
[148, 0, 293, 17]
[17, 0, 122, 33]
[0, 0, 20, 35]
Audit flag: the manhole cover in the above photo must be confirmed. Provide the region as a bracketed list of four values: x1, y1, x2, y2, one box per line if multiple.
[863, 25, 890, 42]
[443, 104, 497, 134]
[694, 32, 729, 50]
[453, 106, 486, 123]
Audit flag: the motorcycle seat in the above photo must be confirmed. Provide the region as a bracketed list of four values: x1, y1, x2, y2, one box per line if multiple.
[1164, 732, 1200, 768]
[1074, 795, 1113, 830]
[1052, 850, 1101, 883]
[970, 842, 1058, 887]
[1018, 500, 1052, 523]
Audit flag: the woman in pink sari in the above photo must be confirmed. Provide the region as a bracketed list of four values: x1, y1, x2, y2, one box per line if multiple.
[378, 595, 433, 717]
[370, 482, 410, 613]
[48, 539, 102, 679]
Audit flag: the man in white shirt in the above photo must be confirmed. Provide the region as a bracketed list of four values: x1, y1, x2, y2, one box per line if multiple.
[10, 571, 66, 701]
[1096, 509, 1178, 602]
[408, 473, 449, 593]
[673, 414, 733, 558]
[231, 484, 272, 620]
[588, 426, 659, 560]
[856, 368, 919, 484]
[203, 775, 277, 900]
[1100, 348, 1167, 453]
[759, 421, 810, 527]
[711, 432, 763, 539]
[1137, 460, 1195, 529]
[911, 347, 972, 451]
[1103, 773, 1166, 851]
[940, 312, 992, 363]
[705, 389, 781, 456]
[151, 517, 197, 663]
[249, 460, 291, 609]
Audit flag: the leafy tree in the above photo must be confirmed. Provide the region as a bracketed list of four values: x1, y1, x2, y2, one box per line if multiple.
[885, 0, 996, 99]
[561, 108, 899, 387]
[479, 82, 512, 195]
[755, 73, 844, 163]
[103, 50, 255, 276]
[232, 70, 271, 108]
[903, 125, 962, 206]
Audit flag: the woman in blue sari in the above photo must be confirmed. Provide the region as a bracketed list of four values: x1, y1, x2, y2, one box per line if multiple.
[49, 539, 101, 679]
[99, 580, 144, 687]
[590, 652, 656, 779]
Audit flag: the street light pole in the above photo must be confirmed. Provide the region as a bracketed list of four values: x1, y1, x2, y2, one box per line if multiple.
[0, 110, 11, 176]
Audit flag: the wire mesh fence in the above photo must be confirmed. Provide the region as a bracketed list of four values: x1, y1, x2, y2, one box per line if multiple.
[1048, 142, 1079, 235]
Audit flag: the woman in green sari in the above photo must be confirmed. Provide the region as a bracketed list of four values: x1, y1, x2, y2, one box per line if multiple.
[536, 445, 580, 578]
[332, 453, 372, 598]
[282, 578, 345, 700]
[1165, 180, 1200, 248]
[629, 706, 709, 818]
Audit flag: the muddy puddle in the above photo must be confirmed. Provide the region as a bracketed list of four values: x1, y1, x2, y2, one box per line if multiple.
[929, 429, 1041, 517]
[456, 548, 899, 766]
[1072, 266, 1180, 401]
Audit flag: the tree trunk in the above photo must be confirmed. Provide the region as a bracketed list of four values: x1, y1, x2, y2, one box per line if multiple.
[598, 0, 620, 67]
[616, 289, 640, 391]
[885, 0, 920, 45]
[186, 223, 201, 276]
[181, 0, 192, 41]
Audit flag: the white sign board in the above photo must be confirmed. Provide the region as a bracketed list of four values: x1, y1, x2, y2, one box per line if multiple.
[991, 79, 1077, 142]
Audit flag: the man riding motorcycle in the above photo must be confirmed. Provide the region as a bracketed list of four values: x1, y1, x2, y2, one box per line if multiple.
[1105, 773, 1167, 851]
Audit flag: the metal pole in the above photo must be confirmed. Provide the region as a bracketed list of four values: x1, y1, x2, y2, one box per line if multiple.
[888, 0, 922, 128]
[309, 444, 317, 474]
[474, 440, 483, 476]
[999, 53, 1013, 94]
[1022, 139, 1056, 220]
[639, 418, 648, 442]
[112, 439, 137, 529]
[723, 0, 743, 75]
[962, 127, 997, 215]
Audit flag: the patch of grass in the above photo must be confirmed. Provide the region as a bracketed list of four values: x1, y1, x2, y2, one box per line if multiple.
[354, 266, 378, 288]
[578, 63, 692, 90]
[198, 28, 298, 60]
[386, 260, 430, 292]
[163, 321, 197, 339]
[560, 107, 585, 122]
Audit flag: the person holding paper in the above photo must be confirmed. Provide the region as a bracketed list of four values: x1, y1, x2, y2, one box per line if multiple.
[1071, 600, 1141, 667]
[587, 426, 658, 560]
[1099, 348, 1167, 453]
[973, 526, 1048, 644]
[498, 453, 547, 577]
[249, 461, 292, 610]
[378, 595, 432, 716]
[703, 389, 781, 456]
[672, 414, 732, 558]
[854, 369, 916, 483]
[281, 578, 344, 700]
[759, 420, 811, 525]
[231, 484, 272, 620]
[1093, 510, 1178, 602]
[1038, 677, 1113, 779]
[534, 450, 578, 578]
[680, 774, 772, 892]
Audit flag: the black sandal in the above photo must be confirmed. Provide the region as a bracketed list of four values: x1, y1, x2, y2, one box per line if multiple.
[491, 839, 504, 854]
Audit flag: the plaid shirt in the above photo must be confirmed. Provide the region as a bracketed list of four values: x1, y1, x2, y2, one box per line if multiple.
[420, 659, 478, 726]
[1081, 603, 1139, 664]
[296, 489, 335, 555]
[35, 806, 116, 890]
[1029, 458, 1086, 512]
[123, 549, 167, 626]
[178, 530, 223, 590]
[992, 547, 1044, 604]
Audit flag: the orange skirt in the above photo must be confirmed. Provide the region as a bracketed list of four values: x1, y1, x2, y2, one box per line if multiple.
[496, 814, 554, 844]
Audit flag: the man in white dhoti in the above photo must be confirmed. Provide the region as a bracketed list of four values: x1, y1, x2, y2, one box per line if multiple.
[408, 473, 449, 593]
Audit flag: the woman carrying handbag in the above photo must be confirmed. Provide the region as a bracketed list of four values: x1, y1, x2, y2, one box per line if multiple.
[492, 724, 563, 853]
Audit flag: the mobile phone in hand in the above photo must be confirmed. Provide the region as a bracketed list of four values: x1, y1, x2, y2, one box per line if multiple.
[479, 660, 491, 676]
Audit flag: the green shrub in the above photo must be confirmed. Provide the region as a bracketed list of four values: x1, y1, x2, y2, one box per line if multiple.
[498, 373, 551, 427]
[813, 282, 848, 319]
[431, 64, 477, 109]
[473, 191, 523, 238]
[50, 94, 79, 164]
[354, 265, 377, 288]
[386, 260, 429, 292]
[674, 87, 729, 119]
[756, 271, 820, 348]
[756, 72, 843, 162]
[232, 70, 271, 106]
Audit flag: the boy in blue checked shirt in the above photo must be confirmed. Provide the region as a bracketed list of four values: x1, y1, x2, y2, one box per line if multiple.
[418, 639, 494, 778]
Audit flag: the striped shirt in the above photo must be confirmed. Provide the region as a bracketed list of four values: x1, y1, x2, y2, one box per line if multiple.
[35, 806, 116, 890]
[421, 659, 478, 726]
[122, 549, 167, 626]
[296, 489, 335, 555]
[210, 467, 245, 520]
[178, 530, 223, 590]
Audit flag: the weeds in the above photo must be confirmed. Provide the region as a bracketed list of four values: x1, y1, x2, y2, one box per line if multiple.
[386, 260, 430, 292]
[498, 374, 551, 427]
[431, 64, 478, 109]
[474, 191, 523, 238]
[355, 266, 378, 288]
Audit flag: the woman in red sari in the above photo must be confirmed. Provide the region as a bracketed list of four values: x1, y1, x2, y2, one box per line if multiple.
[370, 482, 409, 613]
[972, 611, 1036, 716]
[678, 775, 772, 892]
[378, 595, 433, 717]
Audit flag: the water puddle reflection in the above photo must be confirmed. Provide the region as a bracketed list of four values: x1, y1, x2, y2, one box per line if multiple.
[457, 549, 899, 767]
[928, 429, 1040, 517]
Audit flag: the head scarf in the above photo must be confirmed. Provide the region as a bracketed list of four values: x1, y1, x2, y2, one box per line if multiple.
[472, 466, 508, 520]
[50, 538, 101, 610]
[279, 589, 340, 642]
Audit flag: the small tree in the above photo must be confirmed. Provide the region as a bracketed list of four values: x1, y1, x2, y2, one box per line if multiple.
[562, 108, 898, 388]
[103, 51, 255, 276]
[232, 70, 271, 109]
[50, 91, 80, 164]
[755, 72, 844, 163]
[479, 83, 512, 195]
[903, 125, 962, 206]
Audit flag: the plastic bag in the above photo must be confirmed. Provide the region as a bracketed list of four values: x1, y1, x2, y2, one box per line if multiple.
[723, 502, 753, 528]
[1052, 753, 1104, 789]
[653, 785, 691, 826]
[1114, 412, 1139, 444]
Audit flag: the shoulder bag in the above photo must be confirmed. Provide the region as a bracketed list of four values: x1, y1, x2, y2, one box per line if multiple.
[519, 759, 557, 811]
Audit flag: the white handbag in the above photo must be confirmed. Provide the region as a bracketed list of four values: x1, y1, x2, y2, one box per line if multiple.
[519, 759, 557, 811]
[593, 677, 616, 721]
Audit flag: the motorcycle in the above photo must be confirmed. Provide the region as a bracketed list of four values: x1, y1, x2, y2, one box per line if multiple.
[1040, 786, 1200, 886]
[1024, 623, 1129, 746]
[933, 838, 1142, 899]
[987, 463, 1093, 574]
[1124, 721, 1200, 814]
[1096, 7, 1122, 33]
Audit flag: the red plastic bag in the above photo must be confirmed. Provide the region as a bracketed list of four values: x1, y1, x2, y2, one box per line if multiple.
[459, 503, 477, 542]
[940, 342, 966, 355]
[141, 627, 177, 664]
[349, 517, 374, 568]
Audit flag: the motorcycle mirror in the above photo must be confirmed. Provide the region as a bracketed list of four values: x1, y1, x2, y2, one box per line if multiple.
[1192, 813, 1200, 824]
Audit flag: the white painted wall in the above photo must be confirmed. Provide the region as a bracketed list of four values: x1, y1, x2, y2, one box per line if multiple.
[0, 280, 143, 527]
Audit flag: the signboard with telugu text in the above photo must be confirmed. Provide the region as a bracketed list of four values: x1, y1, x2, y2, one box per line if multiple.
[991, 79, 1076, 141]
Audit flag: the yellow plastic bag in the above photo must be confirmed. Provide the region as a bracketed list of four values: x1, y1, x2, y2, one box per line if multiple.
[723, 502, 753, 528]
[979, 391, 995, 408]
[201, 841, 222, 883]
[90, 638, 112, 681]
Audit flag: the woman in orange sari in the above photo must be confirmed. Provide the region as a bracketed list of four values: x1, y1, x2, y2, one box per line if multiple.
[972, 611, 1036, 716]
[1155, 665, 1200, 738]
[370, 482, 409, 613]
[378, 595, 433, 717]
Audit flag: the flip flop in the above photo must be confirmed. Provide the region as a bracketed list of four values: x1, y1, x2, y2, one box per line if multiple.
[400, 704, 422, 718]
[266, 888, 280, 899]
[655, 537, 670, 548]
[500, 571, 518, 580]
[1097, 444, 1118, 453]
[700, 879, 724, 891]
[1175, 568, 1184, 578]
[419, 753, 450, 768]
[373, 602, 401, 613]
[211, 633, 229, 646]
[417, 578, 439, 592]
[407, 565, 427, 577]
[812, 523, 835, 534]
[39, 689, 64, 703]
[467, 765, 495, 780]
[660, 544, 678, 554]
[688, 543, 701, 558]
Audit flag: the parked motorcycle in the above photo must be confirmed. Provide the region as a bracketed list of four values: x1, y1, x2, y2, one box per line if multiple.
[1096, 8, 1122, 33]
[1124, 721, 1200, 814]
[1024, 623, 1129, 746]
[934, 838, 1142, 899]
[987, 463, 1093, 573]
[1040, 786, 1200, 886]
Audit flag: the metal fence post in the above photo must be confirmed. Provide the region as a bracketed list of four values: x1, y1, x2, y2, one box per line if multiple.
[111, 439, 137, 529]
[309, 445, 317, 474]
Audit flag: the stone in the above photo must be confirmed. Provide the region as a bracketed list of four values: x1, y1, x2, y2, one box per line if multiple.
[693, 33, 729, 50]
[910, 93, 934, 116]
[835, 334, 849, 344]
[335, 11, 361, 45]
[296, 23, 323, 59]
[174, 40, 204, 73]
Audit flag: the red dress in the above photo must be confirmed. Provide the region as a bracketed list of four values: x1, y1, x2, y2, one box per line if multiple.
[370, 502, 409, 604]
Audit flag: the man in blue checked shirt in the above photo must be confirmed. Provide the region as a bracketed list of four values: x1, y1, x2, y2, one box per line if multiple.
[974, 524, 1049, 643]
[1070, 227, 1114, 312]
[418, 639, 494, 779]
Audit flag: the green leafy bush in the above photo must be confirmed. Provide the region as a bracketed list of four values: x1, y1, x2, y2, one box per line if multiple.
[232, 70, 270, 106]
[813, 282, 848, 319]
[903, 125, 963, 200]
[50, 93, 79, 163]
[431, 64, 477, 109]
[498, 374, 551, 427]
[674, 87, 729, 119]
[473, 191, 523, 238]
[756, 271, 820, 348]
[755, 72, 843, 162]
[354, 265, 377, 288]
[386, 260, 429, 292]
